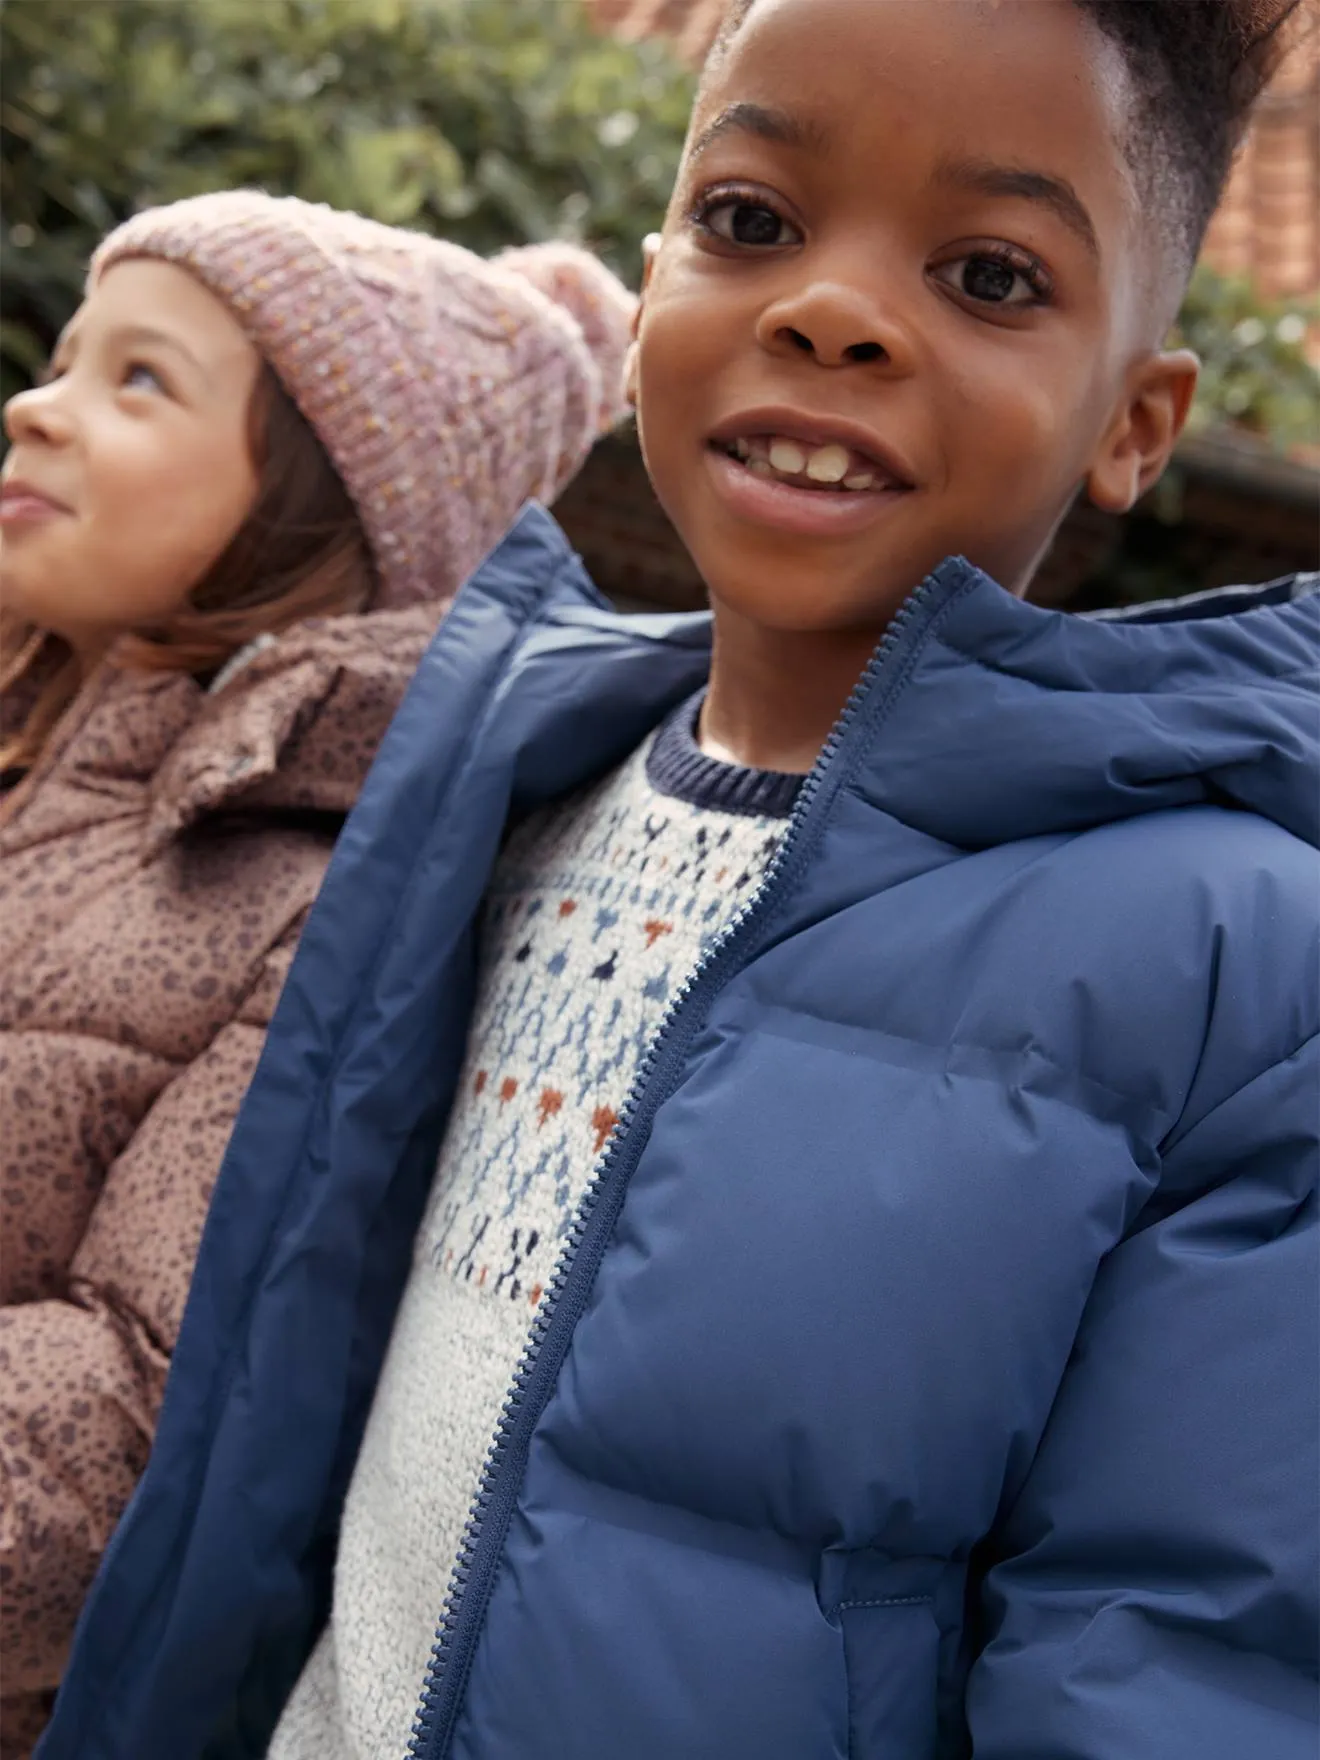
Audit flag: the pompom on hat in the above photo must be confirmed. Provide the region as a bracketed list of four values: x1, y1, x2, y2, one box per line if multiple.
[90, 191, 637, 610]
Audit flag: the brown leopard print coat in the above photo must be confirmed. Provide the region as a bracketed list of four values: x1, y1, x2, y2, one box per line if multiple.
[0, 608, 440, 1752]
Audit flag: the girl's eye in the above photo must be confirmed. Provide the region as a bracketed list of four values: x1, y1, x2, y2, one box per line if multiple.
[694, 193, 801, 250]
[122, 361, 167, 393]
[933, 250, 1051, 309]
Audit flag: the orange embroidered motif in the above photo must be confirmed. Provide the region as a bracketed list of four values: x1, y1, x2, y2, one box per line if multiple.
[592, 1105, 619, 1154]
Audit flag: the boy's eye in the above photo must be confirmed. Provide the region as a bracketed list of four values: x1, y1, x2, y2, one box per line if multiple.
[932, 250, 1051, 309]
[693, 192, 801, 250]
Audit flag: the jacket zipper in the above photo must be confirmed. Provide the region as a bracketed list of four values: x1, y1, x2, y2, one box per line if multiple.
[407, 571, 952, 1760]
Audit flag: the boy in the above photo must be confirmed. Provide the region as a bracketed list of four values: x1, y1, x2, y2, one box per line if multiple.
[43, 3, 1317, 1758]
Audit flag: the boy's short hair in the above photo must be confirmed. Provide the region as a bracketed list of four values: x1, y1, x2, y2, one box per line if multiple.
[707, 0, 1305, 279]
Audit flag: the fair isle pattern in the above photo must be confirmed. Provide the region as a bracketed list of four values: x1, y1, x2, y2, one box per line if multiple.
[270, 729, 786, 1760]
[424, 747, 784, 1307]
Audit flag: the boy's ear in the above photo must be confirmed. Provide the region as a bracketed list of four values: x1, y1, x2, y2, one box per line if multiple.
[625, 233, 663, 409]
[1086, 348, 1199, 514]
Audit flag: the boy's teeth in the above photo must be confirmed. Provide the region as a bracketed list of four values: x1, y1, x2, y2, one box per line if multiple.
[804, 444, 850, 484]
[723, 432, 888, 491]
[768, 438, 807, 475]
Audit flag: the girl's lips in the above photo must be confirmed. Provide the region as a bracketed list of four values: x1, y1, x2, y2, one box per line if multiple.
[704, 446, 913, 539]
[0, 491, 70, 526]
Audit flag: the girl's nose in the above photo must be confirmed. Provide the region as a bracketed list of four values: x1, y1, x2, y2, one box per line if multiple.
[4, 379, 76, 450]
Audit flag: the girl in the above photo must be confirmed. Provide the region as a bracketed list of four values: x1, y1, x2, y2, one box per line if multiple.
[0, 188, 633, 1759]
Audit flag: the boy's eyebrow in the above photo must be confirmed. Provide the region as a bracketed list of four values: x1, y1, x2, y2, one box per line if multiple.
[687, 101, 833, 166]
[933, 154, 1101, 261]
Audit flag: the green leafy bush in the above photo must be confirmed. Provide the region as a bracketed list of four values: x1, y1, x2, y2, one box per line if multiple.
[1, 0, 693, 404]
[1172, 265, 1319, 453]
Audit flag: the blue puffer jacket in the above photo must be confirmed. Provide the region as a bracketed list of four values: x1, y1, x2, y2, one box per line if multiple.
[42, 508, 1319, 1760]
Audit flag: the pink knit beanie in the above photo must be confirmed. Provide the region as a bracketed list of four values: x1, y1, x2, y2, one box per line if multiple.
[89, 191, 637, 610]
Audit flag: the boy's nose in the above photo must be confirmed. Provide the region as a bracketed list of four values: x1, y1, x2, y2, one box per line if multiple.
[756, 281, 915, 373]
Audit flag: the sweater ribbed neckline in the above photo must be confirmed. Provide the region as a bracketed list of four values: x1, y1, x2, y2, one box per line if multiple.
[645, 691, 803, 820]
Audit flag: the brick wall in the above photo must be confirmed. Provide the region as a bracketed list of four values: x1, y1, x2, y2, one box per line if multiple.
[1201, 14, 1319, 299]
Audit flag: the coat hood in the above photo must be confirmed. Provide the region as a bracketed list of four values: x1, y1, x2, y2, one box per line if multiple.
[144, 604, 443, 850]
[848, 561, 1319, 851]
[0, 608, 442, 858]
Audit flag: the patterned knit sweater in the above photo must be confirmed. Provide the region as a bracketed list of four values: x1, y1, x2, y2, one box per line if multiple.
[272, 695, 801, 1760]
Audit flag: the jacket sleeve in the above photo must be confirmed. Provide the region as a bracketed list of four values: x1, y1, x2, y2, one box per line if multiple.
[0, 916, 306, 1698]
[966, 1033, 1319, 1758]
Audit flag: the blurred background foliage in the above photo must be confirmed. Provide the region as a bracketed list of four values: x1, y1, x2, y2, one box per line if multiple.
[4, 0, 1318, 451]
[1172, 266, 1319, 451]
[0, 0, 692, 406]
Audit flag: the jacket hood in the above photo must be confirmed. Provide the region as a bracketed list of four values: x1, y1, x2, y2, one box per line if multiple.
[0, 609, 441, 855]
[143, 604, 443, 850]
[846, 561, 1319, 851]
[2, 608, 447, 855]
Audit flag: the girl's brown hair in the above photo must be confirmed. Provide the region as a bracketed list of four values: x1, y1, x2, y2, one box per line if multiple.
[0, 362, 377, 775]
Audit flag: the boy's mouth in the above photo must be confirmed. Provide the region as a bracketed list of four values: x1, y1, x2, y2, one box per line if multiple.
[701, 412, 918, 540]
[714, 435, 878, 492]
[707, 421, 915, 497]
